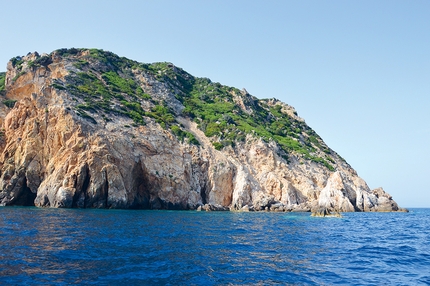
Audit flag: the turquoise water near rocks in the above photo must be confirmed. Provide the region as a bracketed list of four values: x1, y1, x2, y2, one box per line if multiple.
[0, 207, 429, 285]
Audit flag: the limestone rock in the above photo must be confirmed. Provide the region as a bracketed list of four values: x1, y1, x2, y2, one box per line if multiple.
[0, 49, 405, 212]
[317, 171, 355, 212]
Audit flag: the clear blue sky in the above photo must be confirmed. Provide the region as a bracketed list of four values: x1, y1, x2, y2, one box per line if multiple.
[1, 0, 429, 207]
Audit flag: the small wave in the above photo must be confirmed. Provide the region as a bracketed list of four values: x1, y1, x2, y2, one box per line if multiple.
[1, 208, 429, 285]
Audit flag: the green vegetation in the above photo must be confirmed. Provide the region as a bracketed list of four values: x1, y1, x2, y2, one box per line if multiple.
[7, 54, 53, 84]
[0, 72, 5, 94]
[102, 71, 147, 99]
[10, 57, 24, 69]
[33, 55, 52, 67]
[50, 48, 335, 169]
[52, 49, 177, 129]
[171, 125, 199, 145]
[75, 109, 97, 124]
[55, 48, 82, 58]
[212, 142, 223, 150]
[51, 82, 66, 90]
[73, 59, 88, 69]
[3, 99, 17, 108]
[12, 71, 25, 82]
[64, 70, 148, 125]
[9, 57, 26, 82]
[179, 78, 296, 148]
[145, 103, 175, 126]
[88, 49, 140, 72]
[147, 65, 336, 170]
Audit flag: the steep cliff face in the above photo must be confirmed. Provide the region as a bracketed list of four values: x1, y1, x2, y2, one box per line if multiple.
[0, 49, 405, 212]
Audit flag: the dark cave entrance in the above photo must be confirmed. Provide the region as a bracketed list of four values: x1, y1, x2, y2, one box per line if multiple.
[13, 178, 36, 206]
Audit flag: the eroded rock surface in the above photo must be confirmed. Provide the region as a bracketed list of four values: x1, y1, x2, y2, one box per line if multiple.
[0, 49, 406, 212]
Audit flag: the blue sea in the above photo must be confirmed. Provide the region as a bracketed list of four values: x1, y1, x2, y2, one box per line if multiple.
[0, 208, 429, 285]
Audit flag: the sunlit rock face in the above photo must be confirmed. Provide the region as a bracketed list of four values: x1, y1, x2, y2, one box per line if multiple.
[0, 49, 405, 212]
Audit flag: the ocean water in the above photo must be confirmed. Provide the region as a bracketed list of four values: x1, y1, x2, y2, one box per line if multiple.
[0, 208, 429, 286]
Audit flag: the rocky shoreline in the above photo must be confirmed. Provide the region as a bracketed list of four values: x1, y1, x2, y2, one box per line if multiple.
[0, 49, 406, 212]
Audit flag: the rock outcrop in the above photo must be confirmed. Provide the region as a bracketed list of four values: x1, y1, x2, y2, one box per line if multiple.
[311, 207, 343, 218]
[0, 48, 406, 212]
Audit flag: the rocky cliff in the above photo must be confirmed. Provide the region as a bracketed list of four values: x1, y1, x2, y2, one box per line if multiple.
[0, 48, 405, 212]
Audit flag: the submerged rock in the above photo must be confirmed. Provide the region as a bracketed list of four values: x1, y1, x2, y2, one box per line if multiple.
[311, 207, 343, 218]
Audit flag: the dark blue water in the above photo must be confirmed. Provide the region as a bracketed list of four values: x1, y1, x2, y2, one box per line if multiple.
[0, 208, 429, 285]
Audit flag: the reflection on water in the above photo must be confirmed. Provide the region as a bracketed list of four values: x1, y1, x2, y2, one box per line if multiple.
[1, 208, 430, 285]
[0, 208, 93, 283]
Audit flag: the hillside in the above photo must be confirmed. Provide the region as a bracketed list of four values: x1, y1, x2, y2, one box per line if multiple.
[0, 48, 405, 212]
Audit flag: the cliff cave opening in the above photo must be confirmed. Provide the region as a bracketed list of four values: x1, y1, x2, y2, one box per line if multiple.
[13, 178, 36, 206]
[72, 165, 91, 208]
[200, 186, 207, 205]
[130, 160, 150, 209]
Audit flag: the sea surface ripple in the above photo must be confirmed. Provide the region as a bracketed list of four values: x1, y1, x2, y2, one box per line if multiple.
[0, 207, 429, 285]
